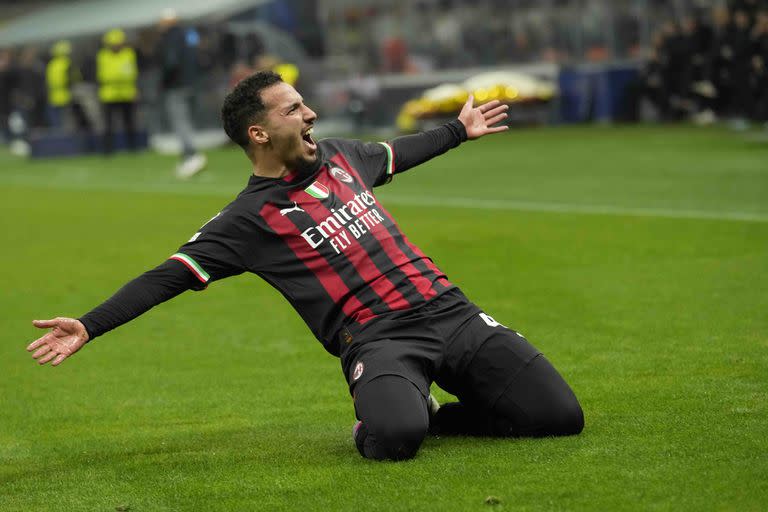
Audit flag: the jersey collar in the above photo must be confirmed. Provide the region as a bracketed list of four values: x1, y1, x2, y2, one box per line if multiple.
[246, 142, 326, 191]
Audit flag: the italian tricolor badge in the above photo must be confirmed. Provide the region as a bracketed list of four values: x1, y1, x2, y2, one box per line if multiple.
[305, 181, 330, 199]
[169, 253, 210, 284]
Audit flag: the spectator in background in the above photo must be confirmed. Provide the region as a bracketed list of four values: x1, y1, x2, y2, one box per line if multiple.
[381, 38, 410, 73]
[751, 10, 768, 125]
[682, 16, 714, 87]
[638, 2, 768, 127]
[432, 0, 463, 68]
[157, 8, 207, 179]
[217, 29, 238, 71]
[727, 9, 755, 128]
[710, 6, 735, 118]
[638, 34, 670, 120]
[658, 22, 690, 119]
[11, 46, 47, 138]
[75, 40, 102, 132]
[45, 40, 93, 138]
[509, 29, 534, 63]
[730, 0, 763, 22]
[256, 55, 300, 87]
[0, 48, 14, 142]
[243, 32, 266, 64]
[229, 52, 301, 89]
[97, 29, 139, 153]
[45, 40, 75, 130]
[681, 16, 716, 123]
[229, 60, 255, 89]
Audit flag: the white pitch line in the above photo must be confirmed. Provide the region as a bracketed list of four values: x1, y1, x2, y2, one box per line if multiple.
[2, 174, 767, 223]
[382, 195, 768, 223]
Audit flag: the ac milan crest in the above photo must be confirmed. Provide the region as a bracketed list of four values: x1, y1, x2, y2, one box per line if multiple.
[330, 167, 353, 184]
[352, 361, 364, 381]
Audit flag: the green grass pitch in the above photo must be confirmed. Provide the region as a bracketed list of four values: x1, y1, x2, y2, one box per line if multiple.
[1, 125, 766, 511]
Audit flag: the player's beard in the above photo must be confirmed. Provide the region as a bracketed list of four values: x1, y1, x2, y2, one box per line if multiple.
[291, 145, 321, 179]
[295, 158, 318, 178]
[272, 131, 320, 180]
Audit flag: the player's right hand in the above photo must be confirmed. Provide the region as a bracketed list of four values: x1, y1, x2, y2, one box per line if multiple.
[27, 317, 89, 367]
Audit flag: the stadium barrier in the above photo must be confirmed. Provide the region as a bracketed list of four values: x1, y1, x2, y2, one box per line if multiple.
[558, 62, 640, 123]
[29, 131, 149, 158]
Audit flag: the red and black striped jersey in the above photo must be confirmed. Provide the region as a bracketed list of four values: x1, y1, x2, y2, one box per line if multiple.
[173, 137, 456, 355]
[78, 121, 467, 352]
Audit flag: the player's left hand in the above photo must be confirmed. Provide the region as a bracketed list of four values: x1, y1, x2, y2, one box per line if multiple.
[458, 96, 510, 140]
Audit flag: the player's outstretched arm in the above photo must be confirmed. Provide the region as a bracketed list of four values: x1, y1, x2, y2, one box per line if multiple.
[27, 317, 89, 366]
[26, 259, 200, 367]
[368, 96, 509, 181]
[457, 96, 510, 140]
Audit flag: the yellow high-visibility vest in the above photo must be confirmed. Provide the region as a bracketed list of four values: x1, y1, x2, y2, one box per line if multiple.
[96, 46, 138, 103]
[273, 62, 299, 86]
[46, 56, 72, 106]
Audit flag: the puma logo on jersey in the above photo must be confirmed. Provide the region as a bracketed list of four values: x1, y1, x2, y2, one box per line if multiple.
[280, 202, 305, 216]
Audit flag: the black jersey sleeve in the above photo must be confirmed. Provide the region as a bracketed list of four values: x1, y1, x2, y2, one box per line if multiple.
[334, 119, 468, 189]
[170, 208, 249, 290]
[387, 119, 467, 177]
[77, 209, 251, 341]
[79, 259, 196, 340]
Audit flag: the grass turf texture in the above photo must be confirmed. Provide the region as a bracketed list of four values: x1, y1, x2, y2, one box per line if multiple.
[1, 125, 766, 511]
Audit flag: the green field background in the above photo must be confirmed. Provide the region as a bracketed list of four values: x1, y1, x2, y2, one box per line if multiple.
[1, 126, 766, 511]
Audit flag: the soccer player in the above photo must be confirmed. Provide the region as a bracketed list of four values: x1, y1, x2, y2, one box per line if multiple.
[27, 71, 584, 461]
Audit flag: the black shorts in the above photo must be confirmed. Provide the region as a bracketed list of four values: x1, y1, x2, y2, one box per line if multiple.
[338, 288, 542, 410]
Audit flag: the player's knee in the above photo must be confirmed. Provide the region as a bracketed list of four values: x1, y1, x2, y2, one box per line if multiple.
[494, 356, 585, 437]
[373, 416, 428, 461]
[495, 392, 584, 437]
[547, 393, 584, 436]
[526, 378, 584, 436]
[354, 375, 429, 460]
[358, 414, 427, 461]
[528, 357, 585, 436]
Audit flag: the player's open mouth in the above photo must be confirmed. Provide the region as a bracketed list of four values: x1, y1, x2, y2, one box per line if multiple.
[302, 127, 316, 150]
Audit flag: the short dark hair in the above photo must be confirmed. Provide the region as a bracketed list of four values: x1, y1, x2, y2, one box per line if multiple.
[221, 71, 283, 150]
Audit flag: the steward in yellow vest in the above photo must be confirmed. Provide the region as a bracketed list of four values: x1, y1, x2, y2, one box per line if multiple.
[46, 40, 77, 107]
[97, 29, 139, 153]
[96, 29, 138, 103]
[46, 40, 93, 132]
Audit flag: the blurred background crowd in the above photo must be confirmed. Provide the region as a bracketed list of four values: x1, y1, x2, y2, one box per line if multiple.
[639, 1, 768, 127]
[0, 0, 766, 161]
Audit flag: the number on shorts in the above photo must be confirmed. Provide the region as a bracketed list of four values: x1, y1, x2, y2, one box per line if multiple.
[479, 312, 506, 328]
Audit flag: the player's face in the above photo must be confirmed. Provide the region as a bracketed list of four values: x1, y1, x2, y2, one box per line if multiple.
[259, 82, 318, 171]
